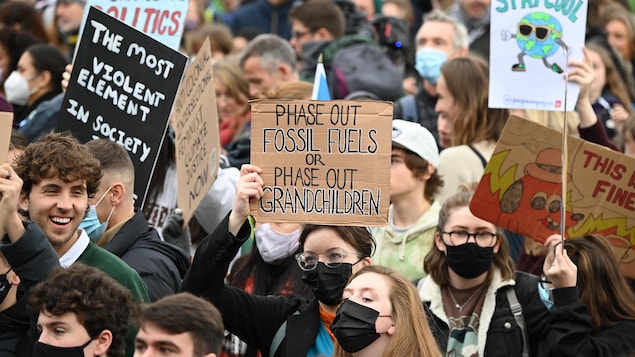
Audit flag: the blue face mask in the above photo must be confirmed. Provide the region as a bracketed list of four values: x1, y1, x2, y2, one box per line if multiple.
[79, 186, 114, 242]
[415, 48, 448, 84]
[537, 281, 553, 310]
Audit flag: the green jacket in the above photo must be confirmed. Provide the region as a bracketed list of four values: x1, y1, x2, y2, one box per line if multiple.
[371, 200, 440, 280]
[77, 242, 150, 357]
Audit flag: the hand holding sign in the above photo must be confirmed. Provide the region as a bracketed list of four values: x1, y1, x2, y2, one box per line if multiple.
[228, 164, 264, 236]
[543, 234, 577, 289]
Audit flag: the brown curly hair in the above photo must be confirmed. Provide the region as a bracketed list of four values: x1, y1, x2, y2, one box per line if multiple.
[29, 264, 133, 357]
[13, 132, 102, 198]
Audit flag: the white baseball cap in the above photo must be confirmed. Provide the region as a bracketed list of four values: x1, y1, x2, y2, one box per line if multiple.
[391, 119, 439, 167]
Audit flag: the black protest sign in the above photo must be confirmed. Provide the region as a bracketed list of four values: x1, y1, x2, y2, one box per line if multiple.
[57, 6, 187, 209]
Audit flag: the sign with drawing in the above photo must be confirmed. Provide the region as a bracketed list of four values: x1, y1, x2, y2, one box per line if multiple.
[489, 0, 588, 110]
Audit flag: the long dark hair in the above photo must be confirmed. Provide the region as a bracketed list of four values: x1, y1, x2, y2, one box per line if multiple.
[228, 240, 313, 298]
[565, 234, 635, 330]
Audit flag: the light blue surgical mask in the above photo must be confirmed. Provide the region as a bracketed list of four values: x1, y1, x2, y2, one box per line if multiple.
[537, 280, 553, 310]
[415, 48, 448, 84]
[79, 186, 114, 242]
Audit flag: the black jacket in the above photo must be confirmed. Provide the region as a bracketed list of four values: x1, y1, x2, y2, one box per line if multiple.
[0, 222, 60, 357]
[541, 286, 635, 356]
[420, 270, 549, 356]
[183, 213, 322, 357]
[103, 211, 190, 302]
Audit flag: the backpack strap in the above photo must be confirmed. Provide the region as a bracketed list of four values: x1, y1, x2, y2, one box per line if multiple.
[506, 287, 529, 357]
[467, 144, 488, 169]
[269, 310, 301, 357]
[398, 95, 418, 122]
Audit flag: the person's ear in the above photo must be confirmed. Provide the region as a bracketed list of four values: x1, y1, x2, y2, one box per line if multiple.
[493, 234, 502, 254]
[93, 329, 112, 356]
[386, 323, 396, 336]
[361, 256, 371, 267]
[109, 183, 125, 206]
[419, 163, 435, 181]
[18, 192, 29, 213]
[7, 270, 20, 285]
[277, 63, 294, 81]
[435, 232, 446, 253]
[36, 70, 52, 90]
[313, 27, 332, 41]
[456, 46, 469, 57]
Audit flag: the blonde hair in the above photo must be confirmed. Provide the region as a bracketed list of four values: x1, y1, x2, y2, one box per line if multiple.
[262, 81, 313, 100]
[212, 59, 249, 112]
[334, 266, 441, 357]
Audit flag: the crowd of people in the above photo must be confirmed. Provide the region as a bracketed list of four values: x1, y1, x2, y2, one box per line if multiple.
[2, 0, 635, 356]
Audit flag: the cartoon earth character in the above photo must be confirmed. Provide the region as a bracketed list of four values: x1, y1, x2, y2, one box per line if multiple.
[496, 148, 584, 243]
[507, 12, 568, 74]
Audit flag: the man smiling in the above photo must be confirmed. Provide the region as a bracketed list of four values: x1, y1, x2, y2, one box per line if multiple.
[11, 132, 149, 356]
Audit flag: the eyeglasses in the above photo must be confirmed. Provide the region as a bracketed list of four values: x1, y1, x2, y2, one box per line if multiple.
[517, 24, 562, 42]
[441, 231, 498, 247]
[295, 249, 362, 271]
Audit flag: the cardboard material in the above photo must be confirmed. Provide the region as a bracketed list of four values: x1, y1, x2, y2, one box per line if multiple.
[0, 112, 13, 164]
[250, 100, 392, 226]
[471, 115, 635, 277]
[489, 1, 587, 110]
[81, 0, 188, 50]
[56, 7, 188, 209]
[172, 38, 220, 225]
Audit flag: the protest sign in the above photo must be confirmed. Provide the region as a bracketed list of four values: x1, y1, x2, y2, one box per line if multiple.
[471, 115, 635, 277]
[250, 100, 392, 226]
[489, 0, 588, 110]
[172, 38, 220, 225]
[82, 0, 188, 50]
[0, 112, 12, 164]
[57, 7, 188, 209]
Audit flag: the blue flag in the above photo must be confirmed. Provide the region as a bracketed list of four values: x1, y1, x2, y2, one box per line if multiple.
[311, 55, 331, 100]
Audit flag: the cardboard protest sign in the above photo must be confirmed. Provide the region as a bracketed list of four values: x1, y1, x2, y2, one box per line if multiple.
[172, 38, 220, 225]
[0, 112, 13, 164]
[81, 0, 188, 50]
[57, 7, 188, 209]
[471, 115, 635, 277]
[250, 100, 392, 226]
[489, 0, 588, 110]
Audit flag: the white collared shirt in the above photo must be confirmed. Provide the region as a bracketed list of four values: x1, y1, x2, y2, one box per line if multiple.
[59, 230, 90, 268]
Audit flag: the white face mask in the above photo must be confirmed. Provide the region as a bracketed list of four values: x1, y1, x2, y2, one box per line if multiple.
[255, 224, 301, 263]
[4, 71, 38, 106]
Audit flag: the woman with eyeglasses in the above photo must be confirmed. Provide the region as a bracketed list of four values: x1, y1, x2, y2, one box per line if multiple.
[540, 234, 635, 356]
[418, 186, 549, 356]
[182, 164, 374, 357]
[332, 265, 441, 357]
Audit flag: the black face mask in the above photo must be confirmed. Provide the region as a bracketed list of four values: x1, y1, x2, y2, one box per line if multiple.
[331, 299, 391, 353]
[445, 243, 494, 279]
[0, 269, 13, 304]
[301, 262, 352, 306]
[33, 338, 93, 357]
